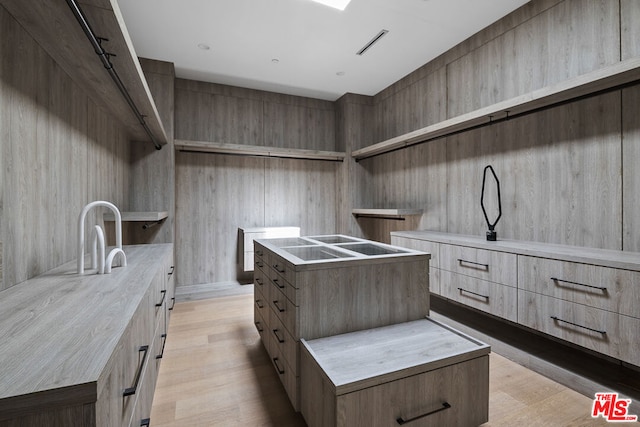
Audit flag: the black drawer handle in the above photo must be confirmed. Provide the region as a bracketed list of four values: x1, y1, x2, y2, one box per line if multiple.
[550, 316, 606, 335]
[255, 250, 263, 257]
[156, 333, 167, 360]
[155, 290, 166, 307]
[458, 287, 489, 300]
[255, 277, 263, 286]
[255, 299, 264, 309]
[255, 321, 264, 332]
[273, 278, 285, 289]
[256, 261, 264, 268]
[168, 265, 174, 276]
[273, 328, 285, 343]
[273, 264, 285, 273]
[169, 297, 175, 311]
[140, 419, 150, 427]
[272, 357, 285, 374]
[123, 345, 149, 397]
[397, 402, 451, 425]
[551, 277, 607, 292]
[273, 300, 285, 312]
[457, 259, 489, 270]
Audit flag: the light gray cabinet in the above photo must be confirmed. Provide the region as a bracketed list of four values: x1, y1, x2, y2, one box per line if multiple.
[391, 231, 640, 368]
[0, 244, 174, 426]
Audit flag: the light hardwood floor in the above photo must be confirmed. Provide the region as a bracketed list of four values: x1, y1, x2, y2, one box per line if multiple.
[151, 294, 612, 426]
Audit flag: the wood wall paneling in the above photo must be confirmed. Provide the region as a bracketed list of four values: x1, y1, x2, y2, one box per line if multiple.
[446, 0, 620, 118]
[621, 0, 640, 60]
[622, 86, 640, 252]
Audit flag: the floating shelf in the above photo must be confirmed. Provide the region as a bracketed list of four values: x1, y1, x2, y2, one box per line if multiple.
[103, 211, 169, 222]
[353, 57, 640, 160]
[352, 209, 423, 220]
[175, 140, 346, 162]
[1, 0, 168, 146]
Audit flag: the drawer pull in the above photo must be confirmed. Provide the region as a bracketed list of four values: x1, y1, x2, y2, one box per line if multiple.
[551, 277, 607, 292]
[168, 265, 175, 275]
[255, 250, 263, 257]
[255, 277, 263, 286]
[457, 259, 489, 270]
[397, 402, 451, 425]
[273, 264, 285, 273]
[156, 333, 167, 359]
[169, 297, 175, 311]
[272, 357, 285, 374]
[256, 261, 264, 268]
[140, 419, 150, 427]
[155, 289, 166, 307]
[273, 328, 285, 343]
[550, 316, 606, 335]
[256, 299, 264, 309]
[273, 278, 285, 289]
[458, 287, 489, 300]
[123, 345, 149, 397]
[273, 300, 285, 312]
[255, 321, 264, 332]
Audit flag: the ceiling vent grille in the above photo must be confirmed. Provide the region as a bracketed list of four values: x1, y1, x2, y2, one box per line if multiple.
[356, 29, 389, 56]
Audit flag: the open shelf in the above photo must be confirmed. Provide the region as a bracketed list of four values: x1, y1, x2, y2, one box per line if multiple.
[175, 140, 346, 162]
[103, 211, 169, 222]
[352, 208, 423, 220]
[353, 57, 640, 160]
[2, 0, 168, 146]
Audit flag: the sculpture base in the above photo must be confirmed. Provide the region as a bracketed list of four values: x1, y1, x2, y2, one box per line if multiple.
[486, 230, 497, 241]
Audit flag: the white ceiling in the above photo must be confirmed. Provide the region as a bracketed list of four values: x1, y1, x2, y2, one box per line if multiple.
[118, 0, 530, 101]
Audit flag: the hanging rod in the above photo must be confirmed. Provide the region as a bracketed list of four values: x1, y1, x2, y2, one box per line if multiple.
[65, 0, 162, 150]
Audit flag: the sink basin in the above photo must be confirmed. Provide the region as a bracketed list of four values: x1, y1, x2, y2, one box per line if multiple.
[336, 242, 409, 256]
[307, 235, 361, 244]
[282, 245, 355, 261]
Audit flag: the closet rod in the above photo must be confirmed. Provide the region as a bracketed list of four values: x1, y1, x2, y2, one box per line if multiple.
[65, 0, 162, 150]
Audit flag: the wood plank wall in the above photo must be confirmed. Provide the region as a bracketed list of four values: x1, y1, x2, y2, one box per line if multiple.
[174, 80, 338, 286]
[0, 5, 131, 291]
[357, 0, 640, 250]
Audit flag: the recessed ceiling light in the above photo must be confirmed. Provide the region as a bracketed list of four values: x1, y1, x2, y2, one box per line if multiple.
[197, 43, 210, 50]
[309, 0, 351, 11]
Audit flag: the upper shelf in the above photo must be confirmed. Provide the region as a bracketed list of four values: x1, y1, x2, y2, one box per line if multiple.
[352, 208, 424, 219]
[353, 57, 640, 160]
[1, 0, 168, 146]
[175, 140, 346, 162]
[103, 211, 169, 222]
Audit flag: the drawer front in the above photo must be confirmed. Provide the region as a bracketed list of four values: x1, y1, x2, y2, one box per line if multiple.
[270, 282, 298, 337]
[254, 243, 269, 272]
[391, 236, 440, 269]
[336, 356, 489, 427]
[254, 288, 270, 325]
[271, 343, 300, 412]
[440, 271, 517, 322]
[518, 291, 640, 367]
[518, 256, 640, 318]
[269, 267, 297, 306]
[440, 244, 516, 286]
[254, 303, 268, 348]
[430, 268, 441, 296]
[271, 254, 295, 286]
[254, 268, 269, 301]
[270, 311, 298, 372]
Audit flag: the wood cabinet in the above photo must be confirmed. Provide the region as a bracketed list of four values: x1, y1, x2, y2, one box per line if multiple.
[391, 231, 640, 368]
[300, 318, 490, 427]
[238, 227, 300, 273]
[0, 244, 174, 426]
[254, 235, 430, 411]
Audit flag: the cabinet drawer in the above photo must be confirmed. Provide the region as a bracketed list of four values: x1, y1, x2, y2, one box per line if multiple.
[391, 236, 440, 269]
[270, 283, 298, 337]
[440, 244, 516, 286]
[518, 291, 640, 367]
[254, 303, 268, 348]
[518, 256, 640, 318]
[270, 311, 298, 371]
[271, 343, 299, 412]
[254, 268, 269, 301]
[440, 270, 517, 322]
[270, 254, 295, 285]
[336, 356, 488, 427]
[430, 268, 441, 296]
[269, 267, 297, 306]
[254, 289, 270, 324]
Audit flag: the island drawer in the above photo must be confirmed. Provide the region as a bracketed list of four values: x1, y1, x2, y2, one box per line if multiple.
[270, 253, 295, 285]
[270, 282, 298, 337]
[440, 244, 516, 286]
[439, 270, 517, 322]
[270, 311, 298, 370]
[271, 341, 299, 412]
[269, 267, 297, 306]
[518, 256, 640, 318]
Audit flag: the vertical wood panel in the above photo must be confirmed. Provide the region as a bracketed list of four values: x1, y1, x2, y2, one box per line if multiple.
[447, 0, 620, 117]
[622, 86, 640, 251]
[621, 0, 640, 60]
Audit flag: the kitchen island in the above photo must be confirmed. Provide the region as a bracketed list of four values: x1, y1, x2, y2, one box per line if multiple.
[253, 235, 430, 411]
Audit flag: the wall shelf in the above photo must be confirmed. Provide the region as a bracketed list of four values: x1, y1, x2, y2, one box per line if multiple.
[352, 208, 423, 220]
[103, 211, 169, 222]
[353, 57, 640, 160]
[175, 140, 346, 162]
[1, 0, 168, 146]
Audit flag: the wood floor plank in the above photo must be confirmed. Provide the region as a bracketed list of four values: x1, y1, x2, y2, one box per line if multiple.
[151, 294, 613, 426]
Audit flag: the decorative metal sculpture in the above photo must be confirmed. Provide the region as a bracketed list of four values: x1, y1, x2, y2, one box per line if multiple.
[481, 165, 502, 241]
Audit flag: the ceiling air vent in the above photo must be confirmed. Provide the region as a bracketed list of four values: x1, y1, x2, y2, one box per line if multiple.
[356, 29, 389, 56]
